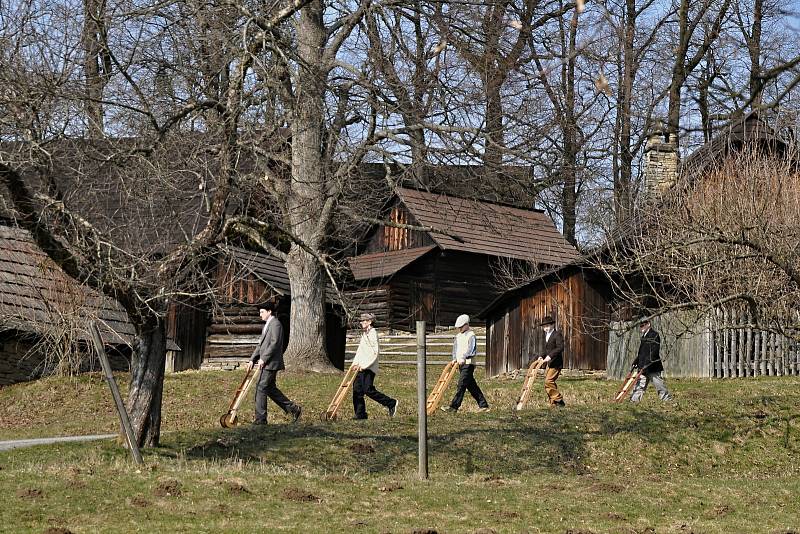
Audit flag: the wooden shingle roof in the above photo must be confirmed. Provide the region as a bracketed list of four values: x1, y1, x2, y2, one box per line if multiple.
[226, 246, 341, 304]
[348, 246, 437, 281]
[0, 224, 136, 345]
[395, 187, 579, 265]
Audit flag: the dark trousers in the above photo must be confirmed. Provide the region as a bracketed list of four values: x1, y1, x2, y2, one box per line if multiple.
[254, 369, 296, 423]
[449, 364, 489, 409]
[353, 369, 394, 419]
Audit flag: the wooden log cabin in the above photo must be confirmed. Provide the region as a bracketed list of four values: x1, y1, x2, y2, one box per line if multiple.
[0, 222, 159, 385]
[199, 247, 347, 370]
[346, 187, 580, 331]
[479, 113, 791, 378]
[479, 263, 612, 376]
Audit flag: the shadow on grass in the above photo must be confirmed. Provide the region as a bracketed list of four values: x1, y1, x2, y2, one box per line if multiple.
[151, 390, 800, 478]
[159, 412, 595, 478]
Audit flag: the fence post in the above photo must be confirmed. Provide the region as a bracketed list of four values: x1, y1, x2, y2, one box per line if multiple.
[416, 321, 428, 480]
[89, 321, 144, 465]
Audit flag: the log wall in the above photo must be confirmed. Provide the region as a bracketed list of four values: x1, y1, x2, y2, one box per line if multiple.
[486, 271, 610, 376]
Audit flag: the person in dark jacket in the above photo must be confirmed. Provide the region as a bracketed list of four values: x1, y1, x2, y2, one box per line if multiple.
[629, 318, 672, 402]
[250, 301, 302, 424]
[533, 315, 565, 407]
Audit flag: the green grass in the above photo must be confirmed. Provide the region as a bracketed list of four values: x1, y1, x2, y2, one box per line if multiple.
[1, 368, 800, 533]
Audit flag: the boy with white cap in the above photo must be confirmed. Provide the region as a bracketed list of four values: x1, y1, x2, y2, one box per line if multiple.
[351, 312, 399, 419]
[441, 314, 490, 413]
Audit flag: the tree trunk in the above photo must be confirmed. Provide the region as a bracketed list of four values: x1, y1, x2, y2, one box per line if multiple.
[126, 317, 166, 447]
[484, 77, 505, 180]
[560, 7, 579, 246]
[615, 0, 636, 224]
[667, 0, 690, 143]
[282, 1, 335, 373]
[748, 0, 763, 107]
[283, 246, 335, 372]
[81, 0, 109, 137]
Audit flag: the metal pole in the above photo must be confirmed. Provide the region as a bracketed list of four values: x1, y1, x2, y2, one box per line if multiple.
[416, 320, 428, 480]
[89, 322, 144, 465]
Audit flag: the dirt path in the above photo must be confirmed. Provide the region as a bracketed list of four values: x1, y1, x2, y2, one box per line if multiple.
[0, 434, 116, 451]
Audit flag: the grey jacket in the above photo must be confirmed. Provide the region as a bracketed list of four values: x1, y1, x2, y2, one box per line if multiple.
[250, 317, 285, 371]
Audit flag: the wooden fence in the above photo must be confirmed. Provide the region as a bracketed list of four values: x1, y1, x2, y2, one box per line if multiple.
[607, 309, 800, 379]
[201, 330, 486, 370]
[346, 331, 486, 366]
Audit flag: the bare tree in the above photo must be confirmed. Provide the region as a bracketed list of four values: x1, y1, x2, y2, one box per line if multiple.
[81, 0, 111, 136]
[598, 145, 800, 335]
[432, 0, 573, 180]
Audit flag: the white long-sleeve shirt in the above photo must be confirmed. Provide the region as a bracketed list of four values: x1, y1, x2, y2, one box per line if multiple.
[452, 329, 477, 364]
[352, 327, 380, 373]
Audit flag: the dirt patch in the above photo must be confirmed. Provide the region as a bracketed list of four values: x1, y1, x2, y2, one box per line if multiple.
[713, 505, 730, 516]
[282, 487, 321, 503]
[565, 530, 596, 534]
[490, 511, 519, 520]
[224, 480, 250, 495]
[349, 442, 375, 454]
[411, 530, 438, 534]
[153, 479, 182, 497]
[588, 482, 624, 493]
[482, 475, 508, 486]
[327, 474, 353, 483]
[17, 488, 43, 499]
[474, 529, 498, 534]
[606, 512, 626, 521]
[129, 495, 151, 508]
[43, 528, 74, 534]
[378, 483, 403, 493]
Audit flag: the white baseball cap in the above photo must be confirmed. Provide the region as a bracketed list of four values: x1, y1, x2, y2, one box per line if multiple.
[454, 314, 470, 328]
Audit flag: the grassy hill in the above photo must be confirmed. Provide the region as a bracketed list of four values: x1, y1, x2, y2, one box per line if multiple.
[1, 368, 799, 533]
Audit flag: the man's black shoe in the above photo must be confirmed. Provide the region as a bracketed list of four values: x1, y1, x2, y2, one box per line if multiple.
[555, 400, 566, 407]
[252, 420, 267, 426]
[291, 405, 302, 423]
[352, 416, 367, 420]
[388, 399, 399, 418]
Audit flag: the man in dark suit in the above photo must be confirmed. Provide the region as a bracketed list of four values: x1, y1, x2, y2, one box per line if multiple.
[250, 301, 302, 424]
[535, 315, 566, 407]
[629, 318, 672, 402]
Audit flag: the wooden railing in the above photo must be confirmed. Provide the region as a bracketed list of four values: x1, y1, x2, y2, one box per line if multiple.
[346, 332, 486, 365]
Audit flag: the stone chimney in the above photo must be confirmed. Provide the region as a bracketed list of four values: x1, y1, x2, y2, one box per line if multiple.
[644, 125, 678, 198]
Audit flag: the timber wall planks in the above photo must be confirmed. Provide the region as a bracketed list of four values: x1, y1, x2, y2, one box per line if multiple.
[485, 271, 609, 376]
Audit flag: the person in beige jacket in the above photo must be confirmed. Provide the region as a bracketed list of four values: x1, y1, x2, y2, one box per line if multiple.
[351, 313, 398, 420]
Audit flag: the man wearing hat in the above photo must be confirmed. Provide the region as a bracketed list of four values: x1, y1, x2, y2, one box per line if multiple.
[442, 314, 490, 413]
[629, 318, 672, 402]
[250, 301, 302, 425]
[535, 315, 566, 407]
[351, 312, 399, 419]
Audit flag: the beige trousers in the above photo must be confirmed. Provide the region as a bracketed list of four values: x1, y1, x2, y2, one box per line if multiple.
[544, 367, 563, 404]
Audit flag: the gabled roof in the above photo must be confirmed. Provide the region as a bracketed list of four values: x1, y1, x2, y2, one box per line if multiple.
[227, 247, 291, 295]
[348, 246, 437, 281]
[0, 224, 136, 346]
[226, 246, 342, 304]
[395, 187, 580, 265]
[680, 112, 787, 180]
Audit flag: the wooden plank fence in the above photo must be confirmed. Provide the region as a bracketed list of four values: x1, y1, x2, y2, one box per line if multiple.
[607, 309, 800, 380]
[345, 331, 486, 366]
[201, 330, 486, 370]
